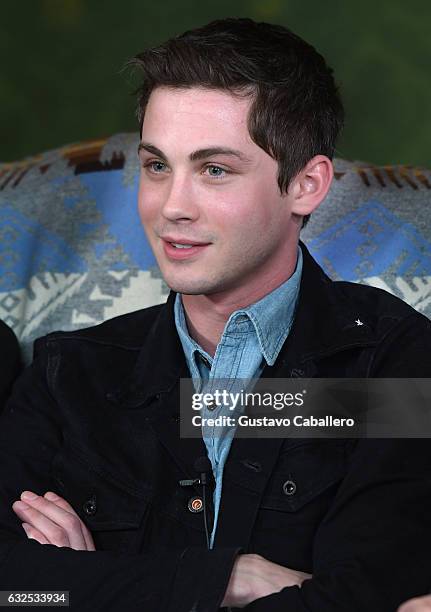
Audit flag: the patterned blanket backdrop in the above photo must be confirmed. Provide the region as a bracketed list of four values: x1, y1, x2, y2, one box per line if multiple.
[1, 133, 430, 364]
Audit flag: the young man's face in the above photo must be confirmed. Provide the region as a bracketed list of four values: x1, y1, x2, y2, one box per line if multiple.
[138, 86, 301, 299]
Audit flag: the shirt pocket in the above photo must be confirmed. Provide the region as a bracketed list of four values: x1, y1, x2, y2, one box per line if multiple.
[50, 446, 150, 553]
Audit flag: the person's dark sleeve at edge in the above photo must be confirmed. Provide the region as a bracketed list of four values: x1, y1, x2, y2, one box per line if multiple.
[0, 320, 21, 412]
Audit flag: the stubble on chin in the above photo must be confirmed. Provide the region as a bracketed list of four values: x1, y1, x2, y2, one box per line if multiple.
[160, 266, 225, 296]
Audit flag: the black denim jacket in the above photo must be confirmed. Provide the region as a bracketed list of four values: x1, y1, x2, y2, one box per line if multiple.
[0, 243, 431, 611]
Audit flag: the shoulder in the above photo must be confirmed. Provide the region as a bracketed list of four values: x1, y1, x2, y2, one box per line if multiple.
[334, 279, 430, 331]
[299, 243, 430, 347]
[27, 303, 170, 395]
[338, 280, 431, 353]
[333, 281, 431, 375]
[34, 303, 166, 355]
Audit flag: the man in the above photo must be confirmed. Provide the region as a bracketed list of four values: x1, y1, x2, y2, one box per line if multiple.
[1, 17, 431, 611]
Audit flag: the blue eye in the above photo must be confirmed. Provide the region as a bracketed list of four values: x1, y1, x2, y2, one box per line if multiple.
[148, 161, 166, 173]
[205, 165, 227, 178]
[143, 160, 167, 174]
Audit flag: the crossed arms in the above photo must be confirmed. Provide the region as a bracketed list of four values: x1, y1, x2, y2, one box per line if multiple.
[2, 331, 431, 611]
[12, 490, 310, 608]
[11, 480, 431, 611]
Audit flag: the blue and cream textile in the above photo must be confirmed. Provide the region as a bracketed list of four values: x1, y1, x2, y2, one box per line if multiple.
[1, 133, 430, 363]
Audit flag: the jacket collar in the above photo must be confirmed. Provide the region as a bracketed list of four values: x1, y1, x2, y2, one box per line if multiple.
[113, 290, 188, 408]
[269, 240, 378, 375]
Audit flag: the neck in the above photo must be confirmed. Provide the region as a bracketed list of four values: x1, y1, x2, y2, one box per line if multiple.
[181, 245, 299, 356]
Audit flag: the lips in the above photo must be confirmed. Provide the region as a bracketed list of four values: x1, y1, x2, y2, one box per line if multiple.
[161, 237, 211, 260]
[161, 236, 210, 247]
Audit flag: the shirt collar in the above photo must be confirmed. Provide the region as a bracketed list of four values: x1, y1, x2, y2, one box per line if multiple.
[227, 245, 303, 365]
[174, 246, 303, 367]
[174, 292, 211, 379]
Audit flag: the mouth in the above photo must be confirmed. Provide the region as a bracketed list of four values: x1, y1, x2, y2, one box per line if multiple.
[160, 237, 211, 260]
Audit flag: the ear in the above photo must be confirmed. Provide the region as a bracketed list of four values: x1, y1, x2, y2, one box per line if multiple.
[289, 155, 334, 217]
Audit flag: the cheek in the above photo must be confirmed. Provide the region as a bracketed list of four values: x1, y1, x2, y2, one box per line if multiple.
[138, 176, 160, 226]
[214, 184, 278, 234]
[209, 204, 265, 257]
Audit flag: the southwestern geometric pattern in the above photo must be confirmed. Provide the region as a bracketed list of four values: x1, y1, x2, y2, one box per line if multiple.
[1, 133, 430, 363]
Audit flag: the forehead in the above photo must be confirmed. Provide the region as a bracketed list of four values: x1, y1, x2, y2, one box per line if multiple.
[141, 86, 254, 150]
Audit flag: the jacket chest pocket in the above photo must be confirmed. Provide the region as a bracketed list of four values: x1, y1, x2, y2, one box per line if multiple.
[262, 440, 349, 513]
[51, 448, 150, 553]
[252, 440, 350, 567]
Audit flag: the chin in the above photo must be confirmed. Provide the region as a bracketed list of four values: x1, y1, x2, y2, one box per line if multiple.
[162, 274, 223, 296]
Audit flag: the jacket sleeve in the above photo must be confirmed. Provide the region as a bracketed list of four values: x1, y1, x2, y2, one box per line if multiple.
[0, 340, 239, 612]
[244, 313, 431, 611]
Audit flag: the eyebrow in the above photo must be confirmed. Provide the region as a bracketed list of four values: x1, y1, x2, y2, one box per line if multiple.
[138, 142, 252, 164]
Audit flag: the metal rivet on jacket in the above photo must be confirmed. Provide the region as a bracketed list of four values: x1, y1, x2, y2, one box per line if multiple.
[282, 479, 297, 496]
[188, 496, 203, 513]
[83, 496, 97, 516]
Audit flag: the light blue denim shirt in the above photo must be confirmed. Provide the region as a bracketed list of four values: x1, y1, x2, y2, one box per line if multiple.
[174, 247, 303, 547]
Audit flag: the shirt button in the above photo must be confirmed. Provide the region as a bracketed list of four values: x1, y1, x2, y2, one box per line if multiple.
[282, 479, 297, 496]
[188, 496, 204, 513]
[206, 400, 217, 411]
[83, 497, 97, 516]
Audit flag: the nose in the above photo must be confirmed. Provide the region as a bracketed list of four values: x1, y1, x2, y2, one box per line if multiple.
[161, 173, 199, 223]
